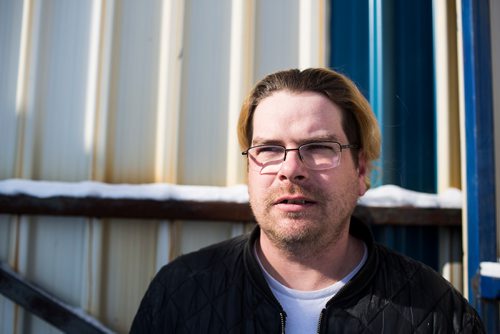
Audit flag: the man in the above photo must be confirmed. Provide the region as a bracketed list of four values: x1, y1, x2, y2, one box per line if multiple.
[131, 68, 484, 333]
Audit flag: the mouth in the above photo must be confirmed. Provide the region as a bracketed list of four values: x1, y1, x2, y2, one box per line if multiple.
[274, 196, 317, 207]
[273, 197, 316, 214]
[277, 199, 315, 205]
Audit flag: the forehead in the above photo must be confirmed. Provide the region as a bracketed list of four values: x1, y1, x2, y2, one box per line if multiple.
[252, 90, 346, 143]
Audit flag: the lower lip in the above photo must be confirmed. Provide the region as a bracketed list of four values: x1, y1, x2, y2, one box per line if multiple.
[274, 202, 315, 212]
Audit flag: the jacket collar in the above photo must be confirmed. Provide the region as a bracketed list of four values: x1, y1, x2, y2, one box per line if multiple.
[243, 217, 379, 307]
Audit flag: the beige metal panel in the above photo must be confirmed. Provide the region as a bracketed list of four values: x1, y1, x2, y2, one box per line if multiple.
[153, 0, 185, 272]
[173, 0, 235, 258]
[433, 0, 461, 193]
[25, 1, 94, 181]
[455, 0, 469, 297]
[299, 0, 327, 69]
[95, 1, 170, 331]
[104, 0, 163, 183]
[22, 317, 63, 334]
[154, 0, 184, 184]
[17, 216, 86, 334]
[0, 295, 16, 334]
[17, 0, 42, 180]
[179, 221, 235, 255]
[153, 0, 186, 271]
[23, 219, 86, 303]
[438, 227, 463, 292]
[254, 0, 300, 80]
[0, 215, 17, 332]
[0, 0, 327, 332]
[226, 0, 255, 186]
[100, 219, 158, 333]
[0, 0, 23, 178]
[0, 217, 12, 262]
[1, 3, 28, 323]
[432, 0, 462, 290]
[178, 0, 233, 186]
[13, 1, 97, 333]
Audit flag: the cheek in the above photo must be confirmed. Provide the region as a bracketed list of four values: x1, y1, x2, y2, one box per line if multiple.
[248, 172, 271, 196]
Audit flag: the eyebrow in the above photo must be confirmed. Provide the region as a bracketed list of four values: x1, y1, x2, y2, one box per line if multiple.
[251, 134, 342, 146]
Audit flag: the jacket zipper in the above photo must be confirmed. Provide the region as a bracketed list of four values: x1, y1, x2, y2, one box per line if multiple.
[280, 312, 286, 334]
[316, 308, 325, 333]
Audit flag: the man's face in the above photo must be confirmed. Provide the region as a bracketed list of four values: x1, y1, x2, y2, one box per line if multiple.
[247, 90, 367, 252]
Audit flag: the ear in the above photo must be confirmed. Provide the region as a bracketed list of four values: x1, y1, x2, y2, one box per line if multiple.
[357, 151, 368, 196]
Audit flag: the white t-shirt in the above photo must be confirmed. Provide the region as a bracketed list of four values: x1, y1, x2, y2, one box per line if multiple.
[255, 244, 367, 333]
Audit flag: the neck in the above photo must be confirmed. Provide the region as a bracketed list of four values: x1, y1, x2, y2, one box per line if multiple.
[256, 229, 364, 291]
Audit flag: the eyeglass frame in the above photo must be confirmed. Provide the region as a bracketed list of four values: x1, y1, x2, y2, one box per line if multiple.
[241, 141, 359, 173]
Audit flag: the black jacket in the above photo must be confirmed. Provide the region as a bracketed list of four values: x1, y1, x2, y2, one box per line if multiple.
[131, 218, 484, 333]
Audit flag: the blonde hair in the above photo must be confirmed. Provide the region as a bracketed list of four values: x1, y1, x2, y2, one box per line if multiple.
[237, 68, 381, 188]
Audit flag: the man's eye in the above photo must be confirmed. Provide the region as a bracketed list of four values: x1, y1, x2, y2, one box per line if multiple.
[303, 144, 335, 152]
[255, 146, 282, 155]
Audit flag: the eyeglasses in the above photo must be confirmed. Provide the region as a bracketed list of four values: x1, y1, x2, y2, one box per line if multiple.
[242, 141, 359, 174]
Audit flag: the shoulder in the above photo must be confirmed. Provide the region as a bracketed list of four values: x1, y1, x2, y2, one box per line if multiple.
[374, 243, 455, 294]
[371, 244, 484, 332]
[130, 233, 251, 333]
[155, 233, 249, 290]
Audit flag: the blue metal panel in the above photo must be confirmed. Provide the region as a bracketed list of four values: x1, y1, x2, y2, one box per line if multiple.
[392, 0, 435, 193]
[461, 0, 498, 329]
[329, 0, 370, 96]
[480, 275, 500, 300]
[330, 0, 438, 269]
[368, 0, 386, 188]
[371, 225, 441, 271]
[367, 0, 436, 191]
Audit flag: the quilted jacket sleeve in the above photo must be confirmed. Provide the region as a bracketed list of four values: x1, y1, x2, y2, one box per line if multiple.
[130, 266, 170, 333]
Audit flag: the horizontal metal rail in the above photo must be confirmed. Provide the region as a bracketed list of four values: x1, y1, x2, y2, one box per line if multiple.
[0, 194, 461, 226]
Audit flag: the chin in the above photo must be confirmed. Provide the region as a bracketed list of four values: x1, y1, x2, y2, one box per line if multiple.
[264, 222, 322, 247]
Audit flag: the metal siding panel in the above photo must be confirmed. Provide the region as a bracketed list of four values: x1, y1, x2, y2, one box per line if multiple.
[31, 0, 94, 181]
[393, 0, 436, 193]
[226, 0, 255, 186]
[179, 221, 234, 255]
[0, 295, 16, 334]
[0, 0, 23, 179]
[23, 316, 64, 334]
[178, 0, 232, 186]
[172, 0, 235, 259]
[12, 1, 96, 333]
[106, 0, 163, 184]
[490, 0, 500, 258]
[334, 0, 441, 273]
[461, 0, 498, 327]
[100, 219, 158, 333]
[433, 0, 462, 192]
[329, 0, 370, 97]
[96, 1, 166, 331]
[254, 0, 300, 80]
[25, 217, 87, 304]
[20, 217, 86, 334]
[298, 0, 327, 68]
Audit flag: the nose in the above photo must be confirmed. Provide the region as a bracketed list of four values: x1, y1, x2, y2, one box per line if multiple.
[278, 150, 307, 181]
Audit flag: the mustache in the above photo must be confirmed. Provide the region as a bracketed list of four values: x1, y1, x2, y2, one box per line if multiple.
[265, 185, 325, 204]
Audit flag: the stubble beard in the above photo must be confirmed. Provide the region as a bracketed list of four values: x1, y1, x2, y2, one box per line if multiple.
[251, 185, 356, 258]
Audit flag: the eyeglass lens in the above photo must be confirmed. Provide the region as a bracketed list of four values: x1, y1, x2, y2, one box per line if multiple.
[247, 142, 342, 173]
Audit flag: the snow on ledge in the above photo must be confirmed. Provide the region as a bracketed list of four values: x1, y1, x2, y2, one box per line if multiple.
[481, 262, 500, 278]
[0, 179, 249, 203]
[358, 184, 462, 208]
[0, 179, 462, 208]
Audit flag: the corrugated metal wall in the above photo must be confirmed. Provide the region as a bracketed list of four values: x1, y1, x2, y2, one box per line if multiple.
[0, 1, 327, 332]
[1, 0, 499, 332]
